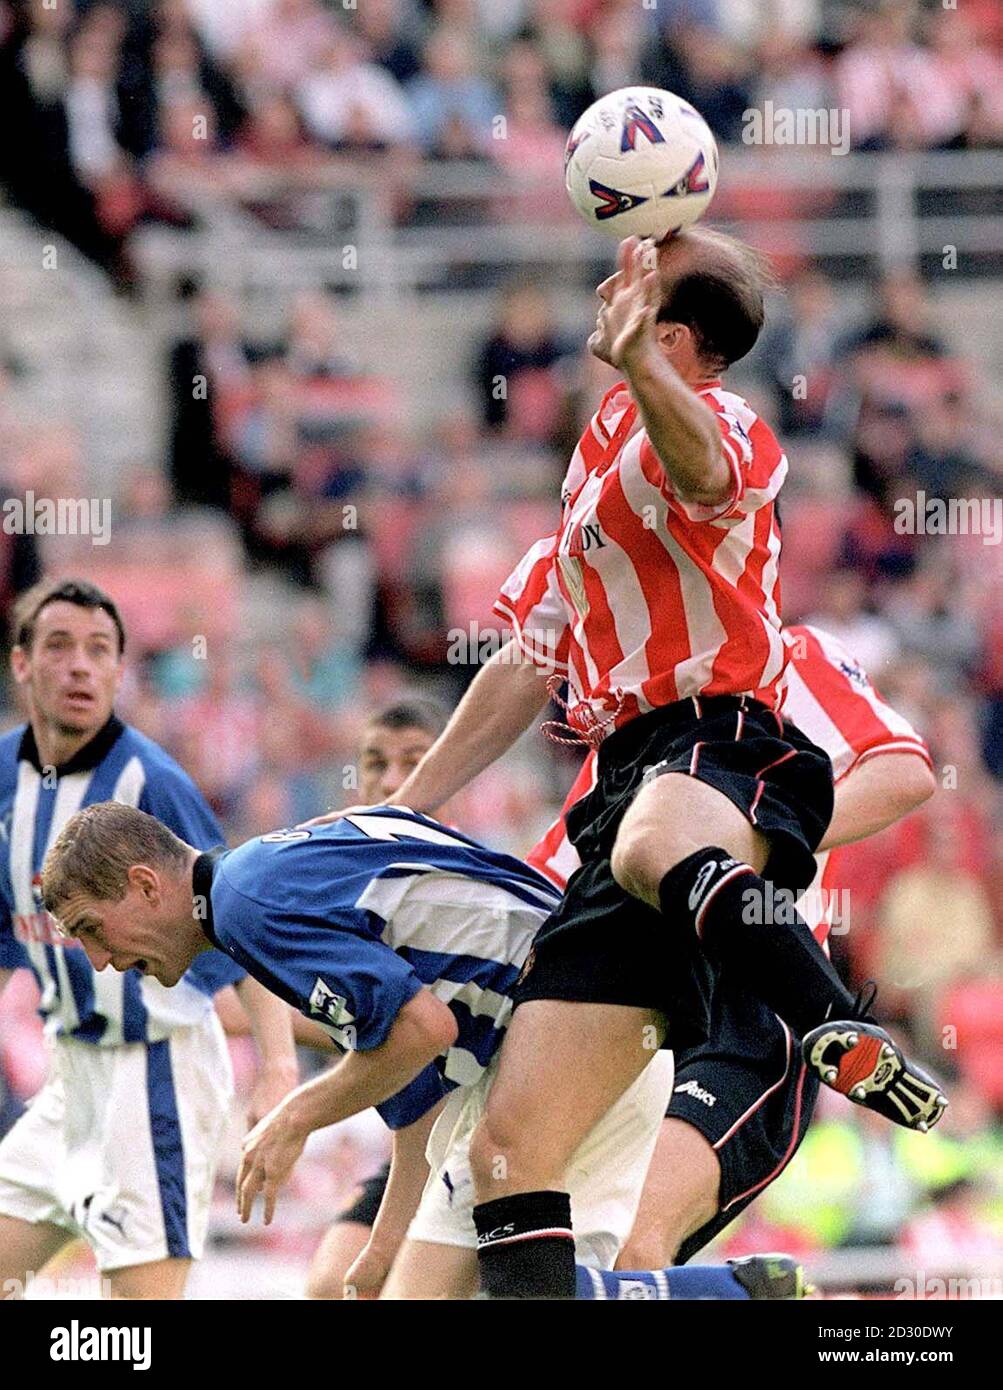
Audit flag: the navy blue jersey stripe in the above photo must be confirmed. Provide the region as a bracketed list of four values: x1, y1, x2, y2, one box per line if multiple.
[32, 783, 64, 1012]
[396, 944, 522, 993]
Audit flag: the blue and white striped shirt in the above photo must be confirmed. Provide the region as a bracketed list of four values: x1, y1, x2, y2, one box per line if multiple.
[199, 807, 562, 1127]
[0, 716, 243, 1044]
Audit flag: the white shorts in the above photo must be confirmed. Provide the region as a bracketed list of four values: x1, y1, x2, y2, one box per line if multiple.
[0, 1013, 233, 1272]
[408, 1050, 675, 1269]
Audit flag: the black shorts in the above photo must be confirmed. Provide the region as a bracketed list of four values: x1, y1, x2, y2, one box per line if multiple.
[667, 979, 820, 1265]
[514, 696, 833, 1050]
[334, 1161, 390, 1228]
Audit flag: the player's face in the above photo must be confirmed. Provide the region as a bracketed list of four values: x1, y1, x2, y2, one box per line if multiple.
[589, 234, 695, 364]
[13, 602, 123, 739]
[56, 880, 191, 987]
[358, 723, 435, 803]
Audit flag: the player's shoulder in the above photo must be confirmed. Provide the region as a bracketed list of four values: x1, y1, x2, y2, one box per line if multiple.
[115, 724, 211, 806]
[699, 381, 771, 438]
[0, 724, 27, 799]
[0, 723, 27, 767]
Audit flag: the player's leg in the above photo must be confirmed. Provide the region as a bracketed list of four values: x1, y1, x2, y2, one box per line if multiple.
[306, 1165, 389, 1299]
[0, 1063, 78, 1294]
[616, 1118, 720, 1269]
[467, 998, 665, 1298]
[70, 1021, 232, 1300]
[0, 1215, 74, 1293]
[611, 769, 860, 1036]
[381, 1239, 479, 1300]
[612, 768, 945, 1128]
[106, 1257, 192, 1300]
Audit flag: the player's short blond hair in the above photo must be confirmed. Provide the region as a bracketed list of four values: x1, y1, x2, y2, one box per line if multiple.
[41, 802, 189, 920]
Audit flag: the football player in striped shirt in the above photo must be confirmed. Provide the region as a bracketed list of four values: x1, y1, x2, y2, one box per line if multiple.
[39, 801, 676, 1298]
[326, 229, 945, 1298]
[0, 579, 297, 1299]
[528, 623, 937, 1270]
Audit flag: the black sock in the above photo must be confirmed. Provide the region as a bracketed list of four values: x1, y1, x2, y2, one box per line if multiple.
[658, 847, 860, 1037]
[473, 1191, 575, 1299]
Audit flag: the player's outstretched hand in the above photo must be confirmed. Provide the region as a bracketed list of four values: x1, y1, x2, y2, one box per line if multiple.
[236, 1099, 308, 1225]
[343, 1239, 394, 1301]
[604, 236, 661, 372]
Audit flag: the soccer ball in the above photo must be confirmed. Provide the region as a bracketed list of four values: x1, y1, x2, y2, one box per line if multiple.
[564, 87, 719, 242]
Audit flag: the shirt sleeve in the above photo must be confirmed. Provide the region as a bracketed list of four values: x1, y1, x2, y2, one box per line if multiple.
[493, 532, 571, 675]
[639, 403, 787, 525]
[376, 1063, 448, 1131]
[213, 880, 426, 1053]
[789, 626, 933, 781]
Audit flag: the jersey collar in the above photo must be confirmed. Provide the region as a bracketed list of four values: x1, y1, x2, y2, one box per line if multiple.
[18, 714, 125, 777]
[192, 848, 224, 946]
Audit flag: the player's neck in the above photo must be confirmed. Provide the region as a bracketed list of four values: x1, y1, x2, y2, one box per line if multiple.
[31, 714, 105, 772]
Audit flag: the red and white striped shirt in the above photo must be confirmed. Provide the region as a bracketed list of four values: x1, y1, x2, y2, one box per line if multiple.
[526, 623, 931, 948]
[493, 379, 789, 743]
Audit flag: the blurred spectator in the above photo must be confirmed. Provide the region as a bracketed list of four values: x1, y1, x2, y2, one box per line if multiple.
[805, 567, 900, 674]
[168, 286, 253, 510]
[493, 40, 568, 217]
[886, 564, 981, 693]
[297, 26, 416, 152]
[407, 25, 499, 158]
[835, 0, 967, 152]
[519, 0, 595, 130]
[474, 280, 574, 439]
[754, 268, 844, 436]
[641, 20, 754, 142]
[355, 0, 424, 84]
[238, 0, 335, 90]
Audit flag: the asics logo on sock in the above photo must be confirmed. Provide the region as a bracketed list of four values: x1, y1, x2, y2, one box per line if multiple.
[675, 1079, 716, 1106]
[687, 862, 718, 911]
[687, 858, 744, 912]
[477, 1224, 516, 1246]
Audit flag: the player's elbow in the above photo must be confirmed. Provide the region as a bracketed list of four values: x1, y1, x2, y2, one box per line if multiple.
[675, 437, 733, 509]
[896, 756, 937, 816]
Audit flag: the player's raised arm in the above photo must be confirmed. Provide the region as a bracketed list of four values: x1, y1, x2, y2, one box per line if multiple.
[593, 236, 731, 507]
[305, 639, 551, 823]
[236, 988, 457, 1224]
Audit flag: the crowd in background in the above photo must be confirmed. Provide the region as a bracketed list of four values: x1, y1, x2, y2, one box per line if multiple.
[0, 0, 1001, 281]
[0, 0, 1001, 1291]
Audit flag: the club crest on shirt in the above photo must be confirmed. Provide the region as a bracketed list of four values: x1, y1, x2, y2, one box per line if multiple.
[837, 657, 867, 689]
[308, 977, 355, 1029]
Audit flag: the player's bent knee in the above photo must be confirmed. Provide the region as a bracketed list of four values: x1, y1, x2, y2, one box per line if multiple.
[468, 1112, 554, 1197]
[610, 820, 672, 903]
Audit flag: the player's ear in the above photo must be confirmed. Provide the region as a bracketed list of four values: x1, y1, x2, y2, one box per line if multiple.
[129, 863, 162, 903]
[656, 319, 685, 354]
[9, 645, 30, 686]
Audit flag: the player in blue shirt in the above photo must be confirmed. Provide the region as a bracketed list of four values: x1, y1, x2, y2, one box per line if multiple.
[42, 799, 698, 1294]
[0, 579, 296, 1299]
